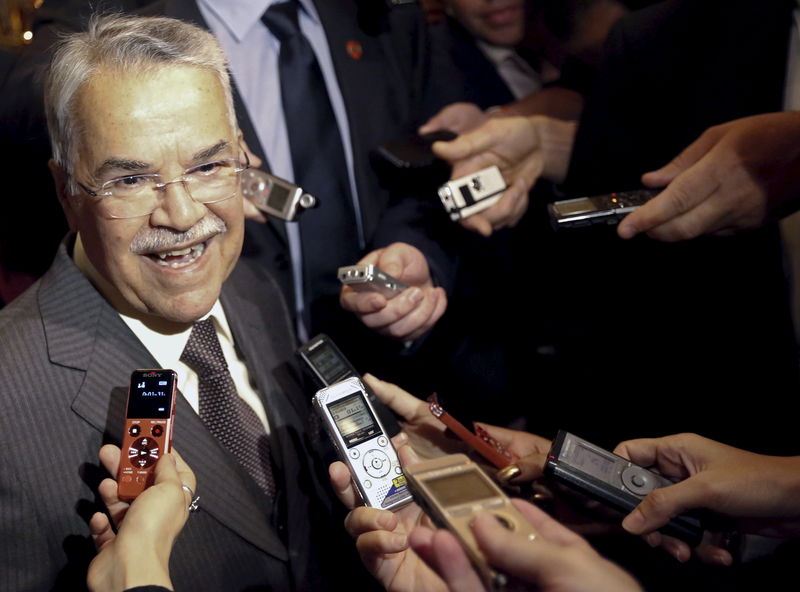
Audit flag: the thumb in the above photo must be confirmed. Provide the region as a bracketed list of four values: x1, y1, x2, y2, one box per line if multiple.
[622, 479, 702, 535]
[642, 128, 720, 187]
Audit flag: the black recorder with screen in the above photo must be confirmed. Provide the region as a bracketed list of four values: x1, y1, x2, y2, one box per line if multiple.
[545, 431, 703, 546]
[314, 377, 412, 510]
[297, 333, 400, 436]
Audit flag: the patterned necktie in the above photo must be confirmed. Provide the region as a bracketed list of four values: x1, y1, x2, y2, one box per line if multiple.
[180, 318, 275, 498]
[261, 1, 360, 331]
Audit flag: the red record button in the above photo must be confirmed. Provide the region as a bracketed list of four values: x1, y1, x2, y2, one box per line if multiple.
[151, 425, 164, 437]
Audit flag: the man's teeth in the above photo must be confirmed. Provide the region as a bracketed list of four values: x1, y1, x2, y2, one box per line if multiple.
[152, 242, 206, 267]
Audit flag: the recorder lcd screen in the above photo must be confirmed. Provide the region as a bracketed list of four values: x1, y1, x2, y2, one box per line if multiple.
[571, 443, 616, 480]
[424, 470, 497, 507]
[268, 184, 291, 209]
[127, 373, 174, 419]
[307, 342, 349, 384]
[328, 392, 380, 447]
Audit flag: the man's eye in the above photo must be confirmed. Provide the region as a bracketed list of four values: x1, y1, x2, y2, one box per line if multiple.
[109, 175, 151, 193]
[190, 161, 230, 177]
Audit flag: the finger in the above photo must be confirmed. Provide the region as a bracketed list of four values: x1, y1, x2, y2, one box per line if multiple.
[408, 525, 437, 565]
[98, 444, 121, 477]
[373, 243, 409, 278]
[384, 289, 439, 341]
[510, 498, 586, 547]
[460, 214, 494, 237]
[363, 374, 428, 423]
[641, 127, 720, 188]
[355, 529, 409, 557]
[171, 449, 197, 493]
[622, 480, 704, 536]
[404, 287, 447, 340]
[340, 286, 387, 315]
[344, 506, 400, 538]
[644, 184, 731, 242]
[358, 288, 424, 330]
[98, 477, 129, 528]
[432, 121, 503, 163]
[693, 541, 733, 566]
[429, 529, 485, 592]
[620, 158, 719, 239]
[495, 455, 544, 483]
[659, 534, 691, 563]
[329, 461, 361, 509]
[397, 441, 424, 467]
[242, 195, 268, 223]
[89, 511, 115, 552]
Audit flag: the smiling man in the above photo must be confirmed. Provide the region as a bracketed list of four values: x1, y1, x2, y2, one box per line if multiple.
[0, 14, 354, 591]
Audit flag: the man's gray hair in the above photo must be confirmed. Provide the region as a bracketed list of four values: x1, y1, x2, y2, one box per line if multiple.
[45, 13, 237, 194]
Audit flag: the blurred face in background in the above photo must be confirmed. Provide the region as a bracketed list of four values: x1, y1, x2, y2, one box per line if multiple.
[446, 0, 526, 47]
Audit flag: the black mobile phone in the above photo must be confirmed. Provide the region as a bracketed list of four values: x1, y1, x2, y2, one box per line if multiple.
[544, 430, 703, 546]
[117, 369, 177, 501]
[376, 130, 457, 169]
[297, 334, 401, 436]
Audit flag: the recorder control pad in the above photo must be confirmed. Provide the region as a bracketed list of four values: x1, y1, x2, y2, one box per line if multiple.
[127, 435, 161, 469]
[621, 465, 664, 496]
[363, 449, 391, 478]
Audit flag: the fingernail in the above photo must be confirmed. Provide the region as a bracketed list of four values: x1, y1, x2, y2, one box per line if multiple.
[496, 464, 522, 482]
[715, 552, 732, 566]
[393, 432, 409, 446]
[408, 288, 423, 303]
[622, 511, 645, 533]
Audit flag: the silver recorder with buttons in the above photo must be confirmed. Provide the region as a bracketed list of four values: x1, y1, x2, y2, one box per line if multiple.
[545, 430, 703, 546]
[437, 165, 506, 221]
[240, 168, 317, 221]
[313, 377, 412, 510]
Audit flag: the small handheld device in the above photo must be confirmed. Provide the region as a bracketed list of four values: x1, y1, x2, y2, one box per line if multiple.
[313, 377, 412, 509]
[544, 431, 703, 546]
[240, 168, 317, 221]
[427, 394, 518, 469]
[337, 264, 408, 299]
[405, 453, 538, 591]
[377, 130, 457, 169]
[118, 369, 177, 501]
[297, 333, 400, 436]
[437, 165, 507, 221]
[547, 189, 658, 228]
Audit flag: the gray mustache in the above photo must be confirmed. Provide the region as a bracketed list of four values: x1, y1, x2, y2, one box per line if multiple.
[129, 212, 227, 254]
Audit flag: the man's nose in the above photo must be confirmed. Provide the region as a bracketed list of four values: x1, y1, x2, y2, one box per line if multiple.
[148, 179, 207, 231]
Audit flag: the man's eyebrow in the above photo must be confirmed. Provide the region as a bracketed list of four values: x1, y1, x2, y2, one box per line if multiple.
[93, 158, 150, 179]
[192, 140, 231, 163]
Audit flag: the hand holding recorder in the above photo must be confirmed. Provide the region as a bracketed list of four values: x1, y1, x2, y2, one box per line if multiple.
[339, 243, 447, 341]
[431, 116, 577, 237]
[615, 433, 800, 565]
[88, 445, 195, 592]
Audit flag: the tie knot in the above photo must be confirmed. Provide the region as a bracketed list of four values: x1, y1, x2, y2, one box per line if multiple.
[261, 1, 300, 43]
[180, 318, 228, 377]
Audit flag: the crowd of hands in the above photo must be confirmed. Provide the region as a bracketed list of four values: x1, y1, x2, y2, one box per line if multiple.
[89, 374, 800, 592]
[298, 102, 800, 345]
[86, 102, 800, 591]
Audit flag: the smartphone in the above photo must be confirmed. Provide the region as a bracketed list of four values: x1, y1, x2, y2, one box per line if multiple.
[240, 168, 317, 221]
[337, 264, 408, 299]
[437, 165, 507, 221]
[313, 377, 412, 509]
[376, 130, 457, 169]
[297, 333, 401, 436]
[117, 369, 177, 501]
[427, 393, 518, 469]
[405, 453, 538, 591]
[544, 430, 703, 546]
[548, 189, 659, 229]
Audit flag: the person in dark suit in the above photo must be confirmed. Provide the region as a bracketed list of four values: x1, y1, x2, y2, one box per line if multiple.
[0, 14, 362, 591]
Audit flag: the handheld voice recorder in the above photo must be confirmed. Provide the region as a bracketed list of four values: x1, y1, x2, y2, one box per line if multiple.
[437, 165, 507, 221]
[297, 333, 400, 436]
[337, 264, 408, 298]
[405, 453, 538, 591]
[548, 188, 658, 228]
[544, 431, 703, 546]
[240, 168, 317, 221]
[313, 377, 412, 509]
[118, 369, 177, 501]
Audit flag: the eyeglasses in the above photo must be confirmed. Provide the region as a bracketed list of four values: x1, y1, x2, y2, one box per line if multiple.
[77, 155, 250, 219]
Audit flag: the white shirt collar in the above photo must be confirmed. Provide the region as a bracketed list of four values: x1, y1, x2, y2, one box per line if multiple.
[197, 0, 319, 42]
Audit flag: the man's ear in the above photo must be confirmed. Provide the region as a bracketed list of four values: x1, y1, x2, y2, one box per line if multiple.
[49, 159, 80, 232]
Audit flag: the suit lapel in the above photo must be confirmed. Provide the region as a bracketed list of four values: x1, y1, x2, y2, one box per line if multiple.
[40, 243, 288, 561]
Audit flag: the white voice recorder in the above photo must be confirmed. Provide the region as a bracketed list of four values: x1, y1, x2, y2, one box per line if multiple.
[313, 377, 412, 510]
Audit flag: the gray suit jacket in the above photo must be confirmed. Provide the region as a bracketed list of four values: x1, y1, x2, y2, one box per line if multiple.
[0, 235, 345, 591]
